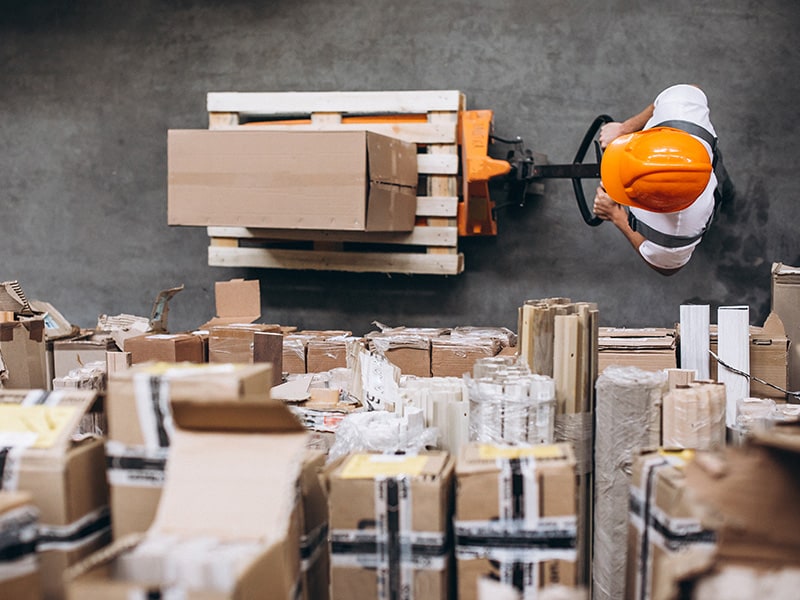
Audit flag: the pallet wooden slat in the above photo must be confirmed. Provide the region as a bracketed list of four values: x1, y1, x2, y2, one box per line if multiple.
[207, 226, 458, 247]
[202, 90, 465, 275]
[208, 246, 464, 275]
[207, 90, 464, 116]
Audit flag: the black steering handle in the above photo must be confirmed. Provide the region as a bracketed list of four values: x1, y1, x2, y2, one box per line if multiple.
[572, 114, 614, 226]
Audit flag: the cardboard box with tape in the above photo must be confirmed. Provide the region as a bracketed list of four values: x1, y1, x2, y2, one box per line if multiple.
[455, 443, 578, 600]
[105, 362, 273, 539]
[0, 389, 110, 600]
[0, 491, 41, 600]
[66, 399, 309, 599]
[325, 451, 455, 600]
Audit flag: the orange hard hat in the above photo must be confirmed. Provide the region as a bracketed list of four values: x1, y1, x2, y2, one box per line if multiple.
[600, 127, 712, 213]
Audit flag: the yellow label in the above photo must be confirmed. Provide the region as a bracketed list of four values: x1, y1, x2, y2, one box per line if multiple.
[139, 362, 240, 377]
[0, 405, 78, 449]
[658, 448, 694, 464]
[339, 454, 429, 479]
[478, 444, 565, 460]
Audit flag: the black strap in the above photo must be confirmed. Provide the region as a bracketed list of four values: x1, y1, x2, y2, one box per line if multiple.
[653, 119, 717, 151]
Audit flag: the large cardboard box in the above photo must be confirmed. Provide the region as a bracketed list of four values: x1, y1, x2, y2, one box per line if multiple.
[455, 443, 578, 600]
[105, 362, 272, 539]
[124, 333, 205, 365]
[431, 326, 516, 378]
[0, 491, 41, 600]
[625, 450, 716, 600]
[326, 451, 455, 600]
[0, 390, 110, 600]
[708, 312, 789, 399]
[53, 337, 117, 380]
[66, 399, 309, 599]
[598, 328, 677, 373]
[168, 129, 418, 231]
[771, 263, 800, 392]
[366, 327, 449, 378]
[208, 323, 282, 364]
[0, 317, 48, 389]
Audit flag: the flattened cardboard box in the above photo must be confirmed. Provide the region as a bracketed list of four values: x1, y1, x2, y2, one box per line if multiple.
[0, 491, 41, 600]
[65, 399, 309, 600]
[0, 390, 110, 600]
[598, 327, 677, 374]
[455, 443, 578, 600]
[326, 451, 455, 600]
[105, 363, 272, 539]
[168, 129, 418, 231]
[201, 278, 261, 330]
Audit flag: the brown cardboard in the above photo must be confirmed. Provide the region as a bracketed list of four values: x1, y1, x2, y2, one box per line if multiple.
[707, 312, 790, 399]
[306, 338, 350, 374]
[65, 399, 309, 599]
[208, 323, 282, 364]
[771, 262, 800, 392]
[598, 327, 677, 374]
[201, 278, 262, 329]
[326, 451, 454, 600]
[299, 450, 330, 600]
[0, 390, 110, 600]
[366, 327, 447, 378]
[105, 363, 272, 539]
[625, 450, 716, 600]
[455, 443, 578, 600]
[283, 334, 308, 374]
[168, 129, 418, 232]
[0, 317, 48, 389]
[431, 335, 501, 378]
[53, 337, 118, 379]
[124, 333, 205, 365]
[0, 491, 41, 600]
[253, 331, 284, 386]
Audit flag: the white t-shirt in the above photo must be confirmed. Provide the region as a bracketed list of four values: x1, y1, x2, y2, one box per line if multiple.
[631, 84, 718, 270]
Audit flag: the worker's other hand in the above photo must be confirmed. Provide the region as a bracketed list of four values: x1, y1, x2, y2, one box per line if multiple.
[593, 186, 627, 228]
[599, 122, 626, 148]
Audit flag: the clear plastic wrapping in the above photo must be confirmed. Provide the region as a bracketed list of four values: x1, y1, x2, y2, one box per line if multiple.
[554, 413, 593, 476]
[466, 356, 556, 445]
[327, 410, 439, 463]
[662, 381, 726, 449]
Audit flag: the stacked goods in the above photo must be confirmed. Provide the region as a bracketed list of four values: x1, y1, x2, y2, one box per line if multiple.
[661, 381, 726, 450]
[465, 356, 556, 446]
[366, 325, 449, 378]
[0, 390, 109, 599]
[454, 443, 578, 599]
[598, 327, 677, 374]
[593, 366, 666, 600]
[325, 451, 454, 600]
[627, 422, 800, 599]
[430, 327, 517, 378]
[104, 362, 273, 539]
[0, 491, 41, 600]
[518, 298, 598, 585]
[66, 400, 310, 599]
[398, 376, 469, 455]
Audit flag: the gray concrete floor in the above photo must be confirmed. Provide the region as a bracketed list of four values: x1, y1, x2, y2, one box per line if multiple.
[1, 0, 798, 335]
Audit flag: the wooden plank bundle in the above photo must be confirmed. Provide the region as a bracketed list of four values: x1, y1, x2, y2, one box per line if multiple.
[517, 297, 598, 586]
[203, 90, 466, 275]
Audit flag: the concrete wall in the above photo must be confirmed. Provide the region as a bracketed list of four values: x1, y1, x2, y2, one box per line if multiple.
[1, 0, 797, 335]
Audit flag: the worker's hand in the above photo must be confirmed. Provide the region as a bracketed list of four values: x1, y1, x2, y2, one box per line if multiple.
[593, 186, 627, 228]
[598, 122, 626, 148]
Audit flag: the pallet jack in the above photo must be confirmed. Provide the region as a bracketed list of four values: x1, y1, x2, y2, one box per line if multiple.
[459, 111, 613, 236]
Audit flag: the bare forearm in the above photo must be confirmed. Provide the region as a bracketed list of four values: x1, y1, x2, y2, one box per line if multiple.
[620, 103, 655, 134]
[611, 214, 681, 276]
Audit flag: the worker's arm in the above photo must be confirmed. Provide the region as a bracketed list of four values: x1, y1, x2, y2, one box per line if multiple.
[598, 103, 655, 148]
[593, 187, 682, 276]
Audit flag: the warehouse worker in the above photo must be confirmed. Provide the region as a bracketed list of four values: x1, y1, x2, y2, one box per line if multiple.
[592, 84, 733, 276]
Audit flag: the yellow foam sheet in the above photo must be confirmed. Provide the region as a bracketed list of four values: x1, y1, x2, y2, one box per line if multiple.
[0, 405, 77, 449]
[477, 444, 566, 461]
[339, 453, 429, 479]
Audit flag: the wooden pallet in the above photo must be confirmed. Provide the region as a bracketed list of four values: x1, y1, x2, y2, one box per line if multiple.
[204, 90, 465, 275]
